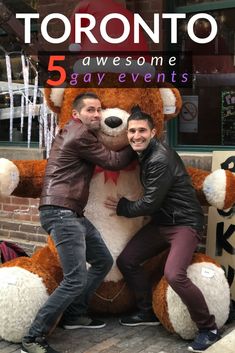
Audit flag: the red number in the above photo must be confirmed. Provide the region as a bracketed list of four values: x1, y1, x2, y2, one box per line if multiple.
[47, 56, 66, 86]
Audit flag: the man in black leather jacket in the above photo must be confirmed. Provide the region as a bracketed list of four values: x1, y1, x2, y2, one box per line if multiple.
[105, 107, 220, 353]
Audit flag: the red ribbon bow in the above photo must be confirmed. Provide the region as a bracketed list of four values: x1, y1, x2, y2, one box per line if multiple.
[94, 160, 138, 184]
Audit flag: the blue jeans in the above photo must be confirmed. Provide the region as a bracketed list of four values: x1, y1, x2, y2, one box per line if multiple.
[27, 206, 113, 338]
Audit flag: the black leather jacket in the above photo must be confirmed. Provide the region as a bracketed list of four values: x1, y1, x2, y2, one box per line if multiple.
[117, 138, 204, 231]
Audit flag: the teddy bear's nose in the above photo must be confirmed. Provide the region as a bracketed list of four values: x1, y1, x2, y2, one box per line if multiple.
[104, 116, 123, 129]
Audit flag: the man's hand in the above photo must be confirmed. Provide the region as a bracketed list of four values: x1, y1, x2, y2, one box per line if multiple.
[104, 196, 120, 211]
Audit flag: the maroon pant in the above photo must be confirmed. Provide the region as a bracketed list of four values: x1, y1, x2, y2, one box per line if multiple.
[117, 222, 216, 330]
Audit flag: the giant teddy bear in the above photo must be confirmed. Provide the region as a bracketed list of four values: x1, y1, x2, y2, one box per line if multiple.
[0, 84, 232, 342]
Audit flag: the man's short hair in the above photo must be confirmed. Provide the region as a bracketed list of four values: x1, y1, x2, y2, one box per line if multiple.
[127, 105, 155, 129]
[72, 92, 100, 111]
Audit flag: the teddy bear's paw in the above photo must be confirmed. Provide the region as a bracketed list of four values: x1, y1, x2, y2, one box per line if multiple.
[0, 266, 49, 342]
[152, 255, 230, 340]
[203, 169, 235, 210]
[0, 158, 19, 197]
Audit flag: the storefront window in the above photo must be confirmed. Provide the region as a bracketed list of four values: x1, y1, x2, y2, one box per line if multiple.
[169, 5, 235, 150]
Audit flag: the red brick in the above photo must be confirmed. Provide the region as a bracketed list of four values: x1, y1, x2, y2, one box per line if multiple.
[19, 206, 31, 211]
[3, 204, 20, 212]
[11, 197, 30, 206]
[0, 196, 11, 203]
[13, 214, 31, 222]
[29, 198, 40, 206]
[29, 206, 40, 215]
[31, 215, 40, 222]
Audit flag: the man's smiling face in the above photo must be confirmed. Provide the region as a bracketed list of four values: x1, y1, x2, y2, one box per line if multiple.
[127, 119, 156, 152]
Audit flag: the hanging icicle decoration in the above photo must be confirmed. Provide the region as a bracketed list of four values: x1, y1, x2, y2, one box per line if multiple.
[21, 54, 28, 115]
[46, 107, 51, 158]
[5, 54, 14, 142]
[32, 71, 38, 119]
[27, 100, 33, 148]
[38, 93, 58, 157]
[20, 92, 24, 133]
[49, 111, 55, 153]
[42, 102, 48, 156]
[21, 55, 31, 147]
[26, 58, 32, 148]
[38, 101, 44, 149]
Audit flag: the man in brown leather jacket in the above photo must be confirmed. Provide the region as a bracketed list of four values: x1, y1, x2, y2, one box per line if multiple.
[21, 92, 134, 353]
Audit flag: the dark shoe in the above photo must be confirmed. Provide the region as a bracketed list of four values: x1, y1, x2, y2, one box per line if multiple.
[62, 315, 106, 329]
[119, 310, 160, 327]
[188, 330, 221, 352]
[21, 337, 60, 353]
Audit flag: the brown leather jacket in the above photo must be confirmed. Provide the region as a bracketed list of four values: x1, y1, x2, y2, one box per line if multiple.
[40, 119, 134, 215]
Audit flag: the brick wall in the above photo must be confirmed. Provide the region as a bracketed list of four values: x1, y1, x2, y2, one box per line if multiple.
[0, 196, 47, 255]
[0, 198, 209, 256]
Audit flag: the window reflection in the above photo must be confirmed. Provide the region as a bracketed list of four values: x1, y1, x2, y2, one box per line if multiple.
[178, 10, 235, 74]
[176, 8, 235, 146]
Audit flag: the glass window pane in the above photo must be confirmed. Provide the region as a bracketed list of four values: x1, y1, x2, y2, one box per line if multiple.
[175, 8, 235, 147]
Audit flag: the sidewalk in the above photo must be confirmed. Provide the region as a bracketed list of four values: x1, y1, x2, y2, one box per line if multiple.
[1, 316, 235, 353]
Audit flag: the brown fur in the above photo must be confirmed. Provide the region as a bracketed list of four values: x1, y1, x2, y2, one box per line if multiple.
[0, 237, 63, 294]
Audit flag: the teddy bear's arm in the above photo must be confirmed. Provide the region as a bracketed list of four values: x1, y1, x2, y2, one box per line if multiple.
[187, 166, 235, 210]
[186, 167, 210, 205]
[0, 158, 47, 198]
[13, 160, 47, 198]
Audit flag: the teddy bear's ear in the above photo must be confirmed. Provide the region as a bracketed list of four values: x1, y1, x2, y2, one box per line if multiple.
[159, 87, 182, 121]
[44, 87, 65, 114]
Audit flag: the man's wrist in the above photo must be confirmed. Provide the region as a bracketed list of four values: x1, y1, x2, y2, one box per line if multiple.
[117, 197, 128, 216]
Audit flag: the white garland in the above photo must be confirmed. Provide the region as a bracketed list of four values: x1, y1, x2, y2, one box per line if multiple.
[20, 93, 24, 133]
[5, 55, 14, 142]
